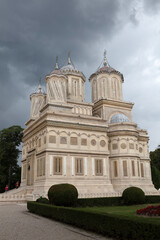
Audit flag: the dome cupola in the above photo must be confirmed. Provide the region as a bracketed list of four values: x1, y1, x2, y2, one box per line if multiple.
[110, 113, 130, 124]
[30, 79, 46, 119]
[60, 52, 85, 102]
[89, 50, 124, 102]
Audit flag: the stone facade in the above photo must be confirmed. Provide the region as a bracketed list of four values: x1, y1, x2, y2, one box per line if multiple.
[1, 52, 157, 202]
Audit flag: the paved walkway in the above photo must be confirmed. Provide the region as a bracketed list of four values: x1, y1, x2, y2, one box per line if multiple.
[0, 203, 112, 240]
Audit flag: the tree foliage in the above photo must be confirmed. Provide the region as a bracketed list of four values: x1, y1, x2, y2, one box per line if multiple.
[0, 125, 23, 192]
[150, 146, 160, 190]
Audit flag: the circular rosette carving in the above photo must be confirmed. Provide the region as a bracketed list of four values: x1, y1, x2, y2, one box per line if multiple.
[100, 140, 106, 147]
[91, 139, 96, 146]
[121, 143, 127, 149]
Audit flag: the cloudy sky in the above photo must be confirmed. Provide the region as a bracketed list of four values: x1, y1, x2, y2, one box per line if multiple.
[0, 0, 160, 151]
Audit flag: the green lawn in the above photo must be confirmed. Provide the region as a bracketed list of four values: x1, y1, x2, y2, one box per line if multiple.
[76, 203, 160, 223]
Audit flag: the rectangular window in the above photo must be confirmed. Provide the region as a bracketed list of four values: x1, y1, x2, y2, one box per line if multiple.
[81, 138, 87, 146]
[123, 161, 128, 176]
[137, 161, 140, 176]
[40, 158, 43, 176]
[114, 161, 118, 177]
[37, 158, 45, 177]
[132, 160, 135, 176]
[49, 135, 56, 143]
[37, 159, 39, 177]
[95, 159, 103, 176]
[70, 137, 78, 145]
[141, 163, 144, 177]
[75, 158, 83, 175]
[39, 138, 41, 147]
[54, 157, 62, 175]
[23, 164, 26, 179]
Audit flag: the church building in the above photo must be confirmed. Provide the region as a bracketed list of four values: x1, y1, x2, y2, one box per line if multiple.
[20, 51, 157, 200]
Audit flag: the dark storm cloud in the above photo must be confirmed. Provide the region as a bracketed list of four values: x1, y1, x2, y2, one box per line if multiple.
[0, 0, 132, 130]
[0, 0, 133, 85]
[0, 0, 143, 132]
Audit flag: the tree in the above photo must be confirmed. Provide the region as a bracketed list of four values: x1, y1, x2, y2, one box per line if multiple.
[150, 146, 160, 190]
[151, 163, 160, 190]
[0, 125, 23, 192]
[150, 147, 160, 171]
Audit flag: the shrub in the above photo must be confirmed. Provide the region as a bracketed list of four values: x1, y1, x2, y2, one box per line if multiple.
[36, 197, 49, 204]
[122, 187, 145, 205]
[27, 201, 160, 240]
[145, 195, 160, 204]
[77, 197, 122, 207]
[48, 183, 78, 206]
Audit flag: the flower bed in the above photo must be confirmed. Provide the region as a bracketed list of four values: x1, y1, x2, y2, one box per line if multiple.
[136, 205, 160, 216]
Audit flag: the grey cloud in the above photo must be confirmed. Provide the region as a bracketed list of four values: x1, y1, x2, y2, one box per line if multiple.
[143, 0, 160, 14]
[1, 0, 158, 152]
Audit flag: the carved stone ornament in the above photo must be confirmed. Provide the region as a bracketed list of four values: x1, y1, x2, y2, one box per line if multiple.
[91, 139, 96, 146]
[100, 140, 106, 147]
[60, 137, 67, 144]
[121, 143, 126, 149]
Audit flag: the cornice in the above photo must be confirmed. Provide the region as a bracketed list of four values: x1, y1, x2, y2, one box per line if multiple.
[93, 99, 134, 111]
[23, 118, 108, 142]
[35, 149, 109, 157]
[108, 129, 138, 138]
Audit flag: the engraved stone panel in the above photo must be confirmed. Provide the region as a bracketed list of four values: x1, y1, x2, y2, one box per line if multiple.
[129, 143, 134, 149]
[139, 147, 143, 153]
[100, 140, 106, 147]
[112, 143, 118, 150]
[81, 138, 87, 146]
[91, 139, 96, 146]
[60, 136, 67, 144]
[44, 136, 46, 144]
[70, 137, 78, 145]
[120, 143, 126, 149]
[49, 135, 56, 143]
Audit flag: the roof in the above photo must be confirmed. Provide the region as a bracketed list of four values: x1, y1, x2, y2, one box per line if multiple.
[89, 65, 124, 81]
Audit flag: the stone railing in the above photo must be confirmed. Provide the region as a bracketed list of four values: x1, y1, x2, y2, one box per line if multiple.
[0, 194, 26, 202]
[78, 191, 122, 199]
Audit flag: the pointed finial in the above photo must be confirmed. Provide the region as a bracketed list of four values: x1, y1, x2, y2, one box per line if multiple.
[55, 55, 59, 69]
[104, 49, 107, 66]
[68, 51, 71, 64]
[38, 77, 42, 93]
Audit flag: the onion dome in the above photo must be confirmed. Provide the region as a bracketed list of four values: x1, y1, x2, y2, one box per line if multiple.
[60, 51, 86, 81]
[89, 50, 124, 81]
[30, 79, 46, 97]
[110, 113, 130, 124]
[47, 56, 65, 77]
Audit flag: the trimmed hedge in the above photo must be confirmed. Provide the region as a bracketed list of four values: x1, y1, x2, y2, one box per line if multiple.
[48, 183, 78, 206]
[122, 187, 145, 205]
[76, 195, 160, 207]
[77, 197, 122, 207]
[27, 201, 160, 240]
[145, 195, 160, 204]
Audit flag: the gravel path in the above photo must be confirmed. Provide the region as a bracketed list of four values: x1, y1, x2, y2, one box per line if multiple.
[0, 203, 112, 240]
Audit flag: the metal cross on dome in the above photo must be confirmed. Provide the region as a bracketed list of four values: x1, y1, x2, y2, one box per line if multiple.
[104, 49, 107, 66]
[68, 51, 71, 64]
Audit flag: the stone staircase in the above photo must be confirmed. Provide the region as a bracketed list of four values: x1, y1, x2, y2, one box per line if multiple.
[0, 186, 34, 203]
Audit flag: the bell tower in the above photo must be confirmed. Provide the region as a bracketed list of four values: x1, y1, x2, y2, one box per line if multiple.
[30, 80, 46, 119]
[90, 50, 123, 103]
[89, 51, 133, 122]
